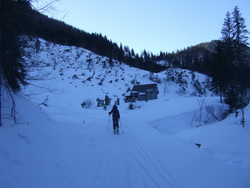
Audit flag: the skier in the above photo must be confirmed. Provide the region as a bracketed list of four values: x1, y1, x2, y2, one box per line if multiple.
[109, 104, 120, 134]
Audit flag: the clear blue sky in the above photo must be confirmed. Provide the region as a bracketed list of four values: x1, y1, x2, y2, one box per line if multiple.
[34, 0, 250, 55]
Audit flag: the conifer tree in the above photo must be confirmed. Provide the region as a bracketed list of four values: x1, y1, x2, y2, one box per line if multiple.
[232, 6, 249, 65]
[221, 11, 234, 63]
[0, 0, 28, 92]
[213, 6, 249, 108]
[232, 6, 249, 95]
[212, 12, 234, 101]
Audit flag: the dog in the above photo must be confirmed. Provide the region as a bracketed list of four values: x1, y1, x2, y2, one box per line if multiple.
[195, 143, 202, 148]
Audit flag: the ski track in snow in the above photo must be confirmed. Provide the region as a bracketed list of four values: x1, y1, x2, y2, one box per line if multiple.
[124, 134, 178, 188]
[85, 127, 178, 188]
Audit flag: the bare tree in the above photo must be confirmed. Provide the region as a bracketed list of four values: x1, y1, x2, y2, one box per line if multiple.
[239, 97, 249, 128]
[192, 98, 206, 127]
[31, 0, 61, 13]
[1, 75, 17, 125]
[30, 0, 68, 21]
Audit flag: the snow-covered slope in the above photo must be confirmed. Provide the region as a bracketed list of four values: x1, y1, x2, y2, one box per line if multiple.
[1, 38, 250, 188]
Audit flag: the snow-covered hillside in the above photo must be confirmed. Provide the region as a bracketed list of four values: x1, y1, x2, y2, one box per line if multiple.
[1, 38, 250, 188]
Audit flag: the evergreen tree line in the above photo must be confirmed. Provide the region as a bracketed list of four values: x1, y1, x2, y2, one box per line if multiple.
[1, 0, 166, 92]
[154, 43, 214, 76]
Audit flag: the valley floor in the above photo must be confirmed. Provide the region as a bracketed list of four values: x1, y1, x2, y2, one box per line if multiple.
[1, 95, 250, 188]
[1, 37, 250, 188]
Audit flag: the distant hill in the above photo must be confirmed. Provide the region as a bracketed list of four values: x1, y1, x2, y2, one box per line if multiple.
[4, 1, 250, 86]
[23, 38, 214, 104]
[155, 41, 216, 76]
[6, 0, 165, 73]
[156, 40, 250, 80]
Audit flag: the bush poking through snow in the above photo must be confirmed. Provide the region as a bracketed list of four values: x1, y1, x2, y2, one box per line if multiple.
[192, 98, 228, 127]
[72, 74, 78, 79]
[38, 96, 49, 107]
[81, 98, 93, 108]
[205, 104, 228, 122]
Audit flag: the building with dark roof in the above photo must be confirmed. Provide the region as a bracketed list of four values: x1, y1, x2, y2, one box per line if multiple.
[125, 84, 159, 102]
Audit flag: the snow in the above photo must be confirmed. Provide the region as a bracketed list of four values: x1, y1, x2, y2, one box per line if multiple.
[1, 38, 250, 188]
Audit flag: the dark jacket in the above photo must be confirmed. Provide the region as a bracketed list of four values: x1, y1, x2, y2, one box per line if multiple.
[109, 105, 120, 119]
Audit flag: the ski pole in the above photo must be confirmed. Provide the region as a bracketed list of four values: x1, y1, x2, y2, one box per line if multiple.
[107, 115, 110, 130]
[119, 119, 124, 133]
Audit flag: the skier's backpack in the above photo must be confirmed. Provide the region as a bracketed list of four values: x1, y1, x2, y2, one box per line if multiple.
[113, 105, 120, 118]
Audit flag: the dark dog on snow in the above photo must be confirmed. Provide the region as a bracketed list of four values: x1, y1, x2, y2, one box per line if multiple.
[195, 143, 201, 148]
